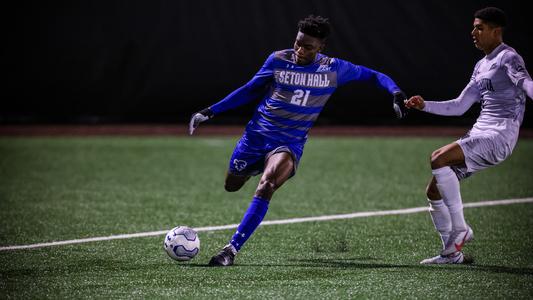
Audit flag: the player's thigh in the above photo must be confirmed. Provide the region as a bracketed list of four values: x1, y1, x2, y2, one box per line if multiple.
[431, 142, 466, 169]
[254, 152, 294, 200]
[262, 151, 294, 187]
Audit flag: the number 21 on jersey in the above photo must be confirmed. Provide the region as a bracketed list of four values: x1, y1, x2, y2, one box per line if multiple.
[291, 89, 310, 106]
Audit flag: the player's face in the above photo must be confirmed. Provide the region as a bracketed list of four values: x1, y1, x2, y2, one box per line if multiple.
[293, 31, 324, 65]
[471, 18, 500, 53]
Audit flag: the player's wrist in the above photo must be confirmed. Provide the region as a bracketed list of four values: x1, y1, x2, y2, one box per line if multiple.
[199, 107, 214, 119]
[421, 101, 430, 112]
[393, 90, 406, 98]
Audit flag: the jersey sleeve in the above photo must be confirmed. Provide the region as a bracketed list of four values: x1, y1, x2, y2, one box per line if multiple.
[502, 51, 531, 87]
[336, 59, 401, 94]
[523, 79, 533, 100]
[423, 80, 481, 116]
[210, 53, 275, 115]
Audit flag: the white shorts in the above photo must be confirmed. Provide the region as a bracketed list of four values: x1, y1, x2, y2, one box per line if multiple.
[452, 130, 517, 180]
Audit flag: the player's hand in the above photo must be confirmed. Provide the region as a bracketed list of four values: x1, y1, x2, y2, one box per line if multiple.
[189, 108, 214, 135]
[404, 95, 425, 110]
[392, 91, 409, 119]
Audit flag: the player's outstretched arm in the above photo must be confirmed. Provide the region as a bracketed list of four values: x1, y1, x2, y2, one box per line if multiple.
[337, 61, 409, 119]
[189, 108, 214, 135]
[406, 80, 480, 116]
[188, 53, 275, 135]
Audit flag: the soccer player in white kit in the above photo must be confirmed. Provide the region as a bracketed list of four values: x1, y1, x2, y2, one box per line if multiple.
[405, 7, 533, 264]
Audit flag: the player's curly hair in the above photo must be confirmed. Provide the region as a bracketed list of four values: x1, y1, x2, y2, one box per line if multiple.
[475, 7, 507, 28]
[297, 15, 331, 40]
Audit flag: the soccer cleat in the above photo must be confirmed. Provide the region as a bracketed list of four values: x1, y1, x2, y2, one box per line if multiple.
[420, 251, 466, 264]
[441, 226, 474, 256]
[208, 244, 237, 267]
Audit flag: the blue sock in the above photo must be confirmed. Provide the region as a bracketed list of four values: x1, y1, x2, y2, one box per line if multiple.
[230, 197, 269, 251]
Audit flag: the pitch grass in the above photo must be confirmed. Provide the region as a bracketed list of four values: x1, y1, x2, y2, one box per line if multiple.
[0, 136, 532, 298]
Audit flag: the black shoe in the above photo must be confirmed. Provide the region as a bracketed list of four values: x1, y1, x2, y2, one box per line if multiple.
[209, 244, 237, 267]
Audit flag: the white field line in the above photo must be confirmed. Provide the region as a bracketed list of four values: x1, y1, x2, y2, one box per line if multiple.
[1, 197, 532, 251]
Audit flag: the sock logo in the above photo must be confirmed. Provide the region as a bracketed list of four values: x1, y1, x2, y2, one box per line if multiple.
[233, 159, 247, 171]
[454, 233, 469, 251]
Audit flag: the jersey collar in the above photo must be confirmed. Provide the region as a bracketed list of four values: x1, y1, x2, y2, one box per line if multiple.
[486, 43, 506, 60]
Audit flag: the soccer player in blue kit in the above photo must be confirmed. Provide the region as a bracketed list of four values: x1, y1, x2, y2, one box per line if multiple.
[189, 15, 409, 266]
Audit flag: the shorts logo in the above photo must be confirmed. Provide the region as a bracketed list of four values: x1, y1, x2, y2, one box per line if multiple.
[233, 159, 247, 171]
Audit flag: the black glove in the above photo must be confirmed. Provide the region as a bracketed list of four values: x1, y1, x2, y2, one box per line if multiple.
[189, 108, 214, 135]
[392, 91, 409, 119]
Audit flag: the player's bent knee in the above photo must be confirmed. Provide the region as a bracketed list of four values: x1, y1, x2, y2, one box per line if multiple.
[255, 178, 277, 199]
[224, 183, 242, 192]
[224, 179, 244, 192]
[430, 152, 446, 169]
[224, 174, 250, 192]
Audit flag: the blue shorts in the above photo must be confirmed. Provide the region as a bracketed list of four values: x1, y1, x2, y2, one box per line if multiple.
[228, 130, 305, 177]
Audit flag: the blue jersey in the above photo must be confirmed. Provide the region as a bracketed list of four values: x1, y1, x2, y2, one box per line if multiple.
[210, 49, 401, 143]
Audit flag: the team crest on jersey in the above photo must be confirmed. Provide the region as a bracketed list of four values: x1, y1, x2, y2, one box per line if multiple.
[316, 65, 331, 72]
[233, 159, 247, 171]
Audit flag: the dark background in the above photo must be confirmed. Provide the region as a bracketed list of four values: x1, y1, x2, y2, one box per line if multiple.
[2, 0, 532, 126]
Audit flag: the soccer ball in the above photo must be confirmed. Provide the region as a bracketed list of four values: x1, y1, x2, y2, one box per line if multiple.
[163, 226, 200, 261]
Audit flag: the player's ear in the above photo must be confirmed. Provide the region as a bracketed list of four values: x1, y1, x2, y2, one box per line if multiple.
[495, 26, 503, 37]
[318, 42, 325, 52]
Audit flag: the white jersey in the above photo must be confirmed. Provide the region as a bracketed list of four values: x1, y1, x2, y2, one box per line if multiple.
[422, 43, 532, 178]
[424, 43, 531, 128]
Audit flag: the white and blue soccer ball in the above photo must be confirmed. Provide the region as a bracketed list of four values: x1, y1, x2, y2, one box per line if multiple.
[163, 226, 200, 261]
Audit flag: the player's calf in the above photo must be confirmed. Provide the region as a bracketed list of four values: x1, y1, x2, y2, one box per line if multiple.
[426, 177, 442, 200]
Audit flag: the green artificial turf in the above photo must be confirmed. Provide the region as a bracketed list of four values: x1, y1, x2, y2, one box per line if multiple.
[1, 136, 532, 298]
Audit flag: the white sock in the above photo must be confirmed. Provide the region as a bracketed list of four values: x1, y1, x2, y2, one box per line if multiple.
[432, 167, 467, 231]
[428, 199, 451, 249]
